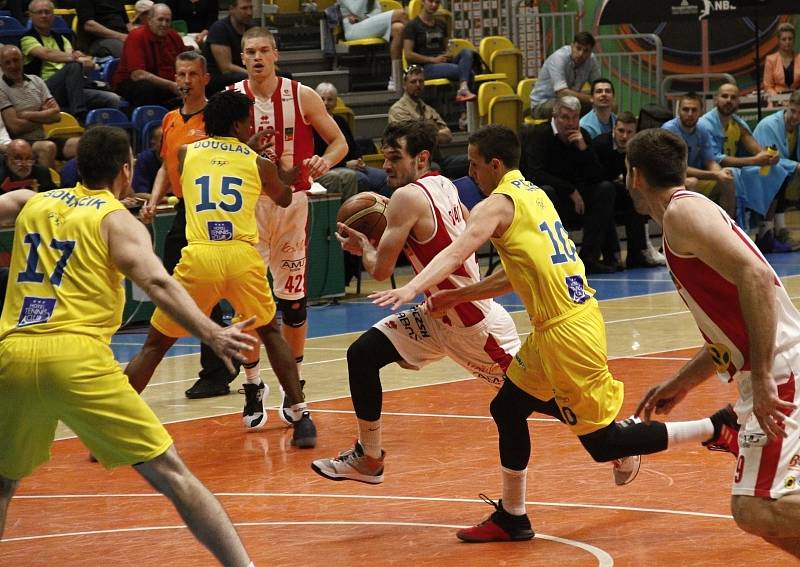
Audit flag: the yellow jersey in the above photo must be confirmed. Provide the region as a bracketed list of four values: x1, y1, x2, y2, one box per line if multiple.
[723, 119, 742, 158]
[490, 170, 595, 328]
[180, 136, 261, 245]
[0, 185, 126, 343]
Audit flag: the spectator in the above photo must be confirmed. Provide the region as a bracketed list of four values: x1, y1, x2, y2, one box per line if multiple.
[112, 3, 190, 107]
[167, 0, 218, 37]
[131, 0, 154, 28]
[22, 0, 121, 121]
[530, 31, 600, 119]
[338, 0, 407, 90]
[753, 89, 800, 251]
[315, 82, 389, 198]
[519, 95, 618, 274]
[76, 0, 130, 58]
[132, 124, 162, 194]
[202, 0, 253, 93]
[388, 65, 467, 179]
[402, 0, 475, 102]
[0, 139, 55, 192]
[763, 22, 800, 97]
[698, 82, 796, 252]
[593, 111, 662, 268]
[662, 92, 736, 217]
[579, 78, 616, 139]
[0, 46, 59, 169]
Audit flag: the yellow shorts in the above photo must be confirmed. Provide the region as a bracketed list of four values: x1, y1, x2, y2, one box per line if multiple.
[152, 241, 277, 338]
[0, 335, 173, 479]
[693, 179, 717, 197]
[506, 300, 624, 436]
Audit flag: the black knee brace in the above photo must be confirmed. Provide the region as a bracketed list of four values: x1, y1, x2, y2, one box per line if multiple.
[579, 419, 668, 463]
[347, 328, 402, 421]
[278, 296, 307, 328]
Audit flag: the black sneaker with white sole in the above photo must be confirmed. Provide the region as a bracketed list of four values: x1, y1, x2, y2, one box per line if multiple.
[291, 411, 316, 448]
[279, 379, 305, 424]
[242, 382, 267, 431]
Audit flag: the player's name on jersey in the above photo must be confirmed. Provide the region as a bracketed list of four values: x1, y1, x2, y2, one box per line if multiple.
[45, 190, 107, 210]
[193, 139, 252, 155]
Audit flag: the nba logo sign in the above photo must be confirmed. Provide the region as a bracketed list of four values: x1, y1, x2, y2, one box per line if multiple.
[285, 127, 294, 141]
[565, 275, 589, 304]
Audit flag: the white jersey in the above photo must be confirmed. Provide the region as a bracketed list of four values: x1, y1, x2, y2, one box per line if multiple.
[403, 173, 493, 328]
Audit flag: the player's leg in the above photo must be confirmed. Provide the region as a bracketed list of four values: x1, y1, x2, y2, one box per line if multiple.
[732, 495, 800, 557]
[0, 475, 18, 539]
[134, 445, 252, 567]
[124, 325, 178, 393]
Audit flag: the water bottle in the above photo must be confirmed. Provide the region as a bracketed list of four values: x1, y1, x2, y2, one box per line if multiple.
[760, 145, 778, 176]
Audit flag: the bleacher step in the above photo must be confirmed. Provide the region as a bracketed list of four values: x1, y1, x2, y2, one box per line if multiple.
[280, 49, 331, 74]
[293, 70, 350, 93]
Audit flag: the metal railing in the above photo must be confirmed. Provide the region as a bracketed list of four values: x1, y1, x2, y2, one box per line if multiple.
[594, 33, 663, 114]
[514, 8, 577, 78]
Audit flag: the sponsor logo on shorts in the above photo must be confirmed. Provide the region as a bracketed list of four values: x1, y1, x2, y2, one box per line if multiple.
[565, 275, 589, 304]
[789, 454, 800, 469]
[514, 353, 527, 369]
[397, 308, 430, 342]
[208, 221, 233, 241]
[17, 296, 56, 327]
[385, 320, 398, 330]
[280, 258, 306, 271]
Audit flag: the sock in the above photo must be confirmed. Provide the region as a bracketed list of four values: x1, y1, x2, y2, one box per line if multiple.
[290, 402, 308, 422]
[357, 417, 382, 459]
[246, 563, 255, 567]
[295, 355, 304, 382]
[665, 419, 714, 446]
[244, 360, 260, 384]
[759, 220, 774, 238]
[501, 466, 527, 516]
[775, 212, 786, 231]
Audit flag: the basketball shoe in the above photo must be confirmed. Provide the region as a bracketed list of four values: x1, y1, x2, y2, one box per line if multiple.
[311, 441, 384, 484]
[703, 404, 740, 458]
[242, 382, 267, 431]
[612, 455, 641, 486]
[456, 494, 534, 543]
[279, 379, 305, 424]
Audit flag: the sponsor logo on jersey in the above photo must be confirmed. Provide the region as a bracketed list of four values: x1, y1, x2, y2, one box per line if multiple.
[285, 127, 294, 142]
[280, 258, 306, 270]
[208, 221, 233, 241]
[17, 296, 57, 327]
[565, 275, 589, 304]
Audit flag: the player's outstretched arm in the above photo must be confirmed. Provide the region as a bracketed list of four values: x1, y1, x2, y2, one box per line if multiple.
[140, 165, 169, 224]
[257, 156, 292, 207]
[104, 210, 256, 372]
[370, 193, 512, 310]
[426, 268, 513, 316]
[0, 189, 35, 225]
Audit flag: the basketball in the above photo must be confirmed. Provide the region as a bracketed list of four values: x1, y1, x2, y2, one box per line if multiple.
[337, 192, 389, 243]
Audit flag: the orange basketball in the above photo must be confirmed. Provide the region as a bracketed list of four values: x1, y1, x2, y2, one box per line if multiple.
[337, 192, 389, 243]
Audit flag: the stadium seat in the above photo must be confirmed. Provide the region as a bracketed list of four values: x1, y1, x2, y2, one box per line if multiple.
[140, 119, 162, 153]
[517, 78, 538, 124]
[378, 0, 402, 11]
[477, 80, 522, 133]
[131, 105, 168, 151]
[86, 108, 133, 130]
[43, 112, 84, 139]
[101, 58, 119, 84]
[333, 97, 355, 133]
[0, 16, 26, 45]
[171, 19, 188, 35]
[480, 36, 522, 89]
[53, 8, 78, 33]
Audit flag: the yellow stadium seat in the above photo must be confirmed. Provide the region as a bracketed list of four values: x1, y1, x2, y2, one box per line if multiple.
[401, 52, 450, 87]
[124, 4, 136, 23]
[43, 112, 84, 139]
[477, 81, 513, 122]
[379, 0, 403, 11]
[480, 36, 523, 89]
[488, 95, 523, 133]
[53, 8, 77, 33]
[450, 39, 506, 84]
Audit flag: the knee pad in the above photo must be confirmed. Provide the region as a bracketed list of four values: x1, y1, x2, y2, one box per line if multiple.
[277, 296, 307, 328]
[579, 422, 623, 463]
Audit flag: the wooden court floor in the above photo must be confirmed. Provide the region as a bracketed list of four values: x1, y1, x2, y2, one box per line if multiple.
[2, 277, 799, 566]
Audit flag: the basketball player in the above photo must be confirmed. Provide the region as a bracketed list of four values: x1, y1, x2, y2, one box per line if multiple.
[372, 125, 739, 542]
[124, 91, 317, 448]
[228, 27, 348, 424]
[311, 120, 521, 484]
[0, 127, 257, 566]
[140, 51, 240, 400]
[629, 128, 800, 557]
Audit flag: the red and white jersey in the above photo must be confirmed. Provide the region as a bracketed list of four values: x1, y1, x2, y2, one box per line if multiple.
[228, 77, 314, 191]
[663, 190, 800, 382]
[403, 173, 493, 327]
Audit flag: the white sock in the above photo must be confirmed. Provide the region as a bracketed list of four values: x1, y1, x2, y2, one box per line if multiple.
[244, 360, 260, 384]
[290, 402, 308, 422]
[759, 220, 774, 237]
[501, 466, 527, 516]
[665, 419, 714, 446]
[775, 212, 786, 231]
[357, 418, 382, 458]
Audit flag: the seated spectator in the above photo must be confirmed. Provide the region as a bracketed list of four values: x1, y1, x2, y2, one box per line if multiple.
[753, 89, 800, 250]
[0, 139, 56, 192]
[519, 95, 618, 274]
[202, 0, 253, 93]
[315, 82, 389, 199]
[579, 78, 616, 139]
[388, 65, 467, 179]
[0, 46, 59, 169]
[76, 0, 130, 58]
[112, 3, 190, 107]
[131, 0, 154, 29]
[698, 82, 796, 252]
[22, 0, 121, 121]
[662, 92, 736, 217]
[402, 0, 475, 102]
[338, 0, 407, 90]
[592, 111, 662, 268]
[763, 22, 800, 97]
[167, 0, 217, 38]
[530, 31, 600, 119]
[132, 124, 162, 194]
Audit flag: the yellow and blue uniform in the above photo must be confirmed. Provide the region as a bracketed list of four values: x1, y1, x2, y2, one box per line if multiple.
[492, 170, 623, 436]
[151, 136, 277, 337]
[0, 185, 172, 479]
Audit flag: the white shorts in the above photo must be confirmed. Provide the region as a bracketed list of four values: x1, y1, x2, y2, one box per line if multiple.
[255, 191, 308, 300]
[732, 345, 800, 499]
[375, 301, 520, 388]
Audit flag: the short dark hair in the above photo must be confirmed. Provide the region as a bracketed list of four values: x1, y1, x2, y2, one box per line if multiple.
[176, 50, 207, 72]
[617, 110, 637, 125]
[77, 126, 131, 188]
[468, 125, 520, 169]
[574, 31, 595, 48]
[382, 120, 438, 159]
[204, 91, 252, 137]
[678, 92, 703, 108]
[591, 77, 614, 95]
[627, 129, 687, 189]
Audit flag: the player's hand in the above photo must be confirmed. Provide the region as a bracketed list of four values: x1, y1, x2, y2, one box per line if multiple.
[717, 168, 735, 183]
[425, 289, 459, 317]
[370, 285, 418, 311]
[751, 372, 796, 441]
[139, 200, 157, 224]
[569, 190, 585, 215]
[634, 378, 690, 422]
[304, 155, 331, 178]
[335, 222, 368, 255]
[208, 316, 259, 375]
[248, 127, 275, 154]
[279, 164, 300, 187]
